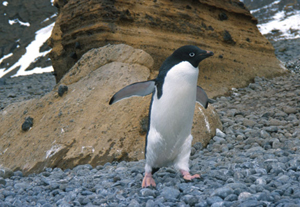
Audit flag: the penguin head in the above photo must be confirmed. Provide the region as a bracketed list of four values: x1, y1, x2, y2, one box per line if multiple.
[155, 45, 213, 99]
[171, 45, 214, 68]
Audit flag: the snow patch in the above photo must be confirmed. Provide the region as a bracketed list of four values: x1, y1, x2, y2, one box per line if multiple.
[0, 53, 13, 64]
[41, 18, 50, 23]
[258, 10, 300, 40]
[8, 19, 30, 27]
[3, 1, 8, 6]
[50, 13, 57, 18]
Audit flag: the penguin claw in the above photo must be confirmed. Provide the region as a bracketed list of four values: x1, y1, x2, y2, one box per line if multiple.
[180, 170, 201, 181]
[142, 172, 156, 188]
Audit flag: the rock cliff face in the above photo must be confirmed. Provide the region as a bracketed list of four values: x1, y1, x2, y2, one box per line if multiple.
[49, 0, 286, 98]
[0, 44, 222, 174]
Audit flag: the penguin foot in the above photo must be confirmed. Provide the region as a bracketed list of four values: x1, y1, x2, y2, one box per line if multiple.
[142, 172, 156, 188]
[180, 170, 201, 181]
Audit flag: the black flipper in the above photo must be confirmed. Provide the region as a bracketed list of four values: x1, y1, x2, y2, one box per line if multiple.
[196, 86, 208, 109]
[109, 80, 155, 105]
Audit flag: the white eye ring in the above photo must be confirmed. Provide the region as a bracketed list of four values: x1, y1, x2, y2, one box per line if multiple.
[189, 52, 195, 57]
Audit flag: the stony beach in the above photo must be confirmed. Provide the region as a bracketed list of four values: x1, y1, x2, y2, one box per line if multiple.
[0, 73, 56, 111]
[0, 39, 300, 206]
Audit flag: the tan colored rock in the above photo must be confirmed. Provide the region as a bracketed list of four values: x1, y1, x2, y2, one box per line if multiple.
[0, 44, 221, 175]
[49, 0, 287, 98]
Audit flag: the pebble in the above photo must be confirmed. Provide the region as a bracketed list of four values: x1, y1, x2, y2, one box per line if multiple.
[212, 187, 234, 199]
[21, 116, 34, 131]
[160, 187, 180, 201]
[58, 85, 68, 97]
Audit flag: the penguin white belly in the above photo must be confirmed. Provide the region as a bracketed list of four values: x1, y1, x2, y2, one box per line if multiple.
[146, 61, 199, 170]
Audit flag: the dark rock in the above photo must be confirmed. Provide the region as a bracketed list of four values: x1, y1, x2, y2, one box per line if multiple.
[223, 30, 236, 45]
[70, 52, 78, 59]
[22, 116, 34, 131]
[219, 12, 228, 20]
[58, 85, 68, 97]
[75, 42, 81, 49]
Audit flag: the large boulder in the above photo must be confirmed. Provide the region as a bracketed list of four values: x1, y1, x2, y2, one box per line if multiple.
[49, 0, 286, 98]
[0, 44, 222, 175]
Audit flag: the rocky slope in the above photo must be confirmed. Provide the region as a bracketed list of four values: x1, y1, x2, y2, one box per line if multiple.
[49, 0, 286, 98]
[0, 0, 57, 78]
[0, 44, 222, 175]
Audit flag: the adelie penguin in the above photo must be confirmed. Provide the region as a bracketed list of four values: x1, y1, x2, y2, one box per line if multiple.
[109, 45, 214, 188]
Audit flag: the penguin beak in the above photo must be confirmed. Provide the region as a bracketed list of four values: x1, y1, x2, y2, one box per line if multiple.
[205, 50, 214, 56]
[199, 50, 214, 61]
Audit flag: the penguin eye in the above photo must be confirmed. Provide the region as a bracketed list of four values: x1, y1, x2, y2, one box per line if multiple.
[189, 52, 195, 57]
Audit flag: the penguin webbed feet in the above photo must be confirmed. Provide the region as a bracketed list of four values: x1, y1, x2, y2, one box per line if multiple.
[180, 169, 201, 181]
[142, 172, 156, 188]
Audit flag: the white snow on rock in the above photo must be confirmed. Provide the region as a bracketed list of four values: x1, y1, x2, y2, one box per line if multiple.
[8, 19, 30, 27]
[258, 10, 300, 40]
[243, 0, 300, 41]
[0, 53, 13, 65]
[0, 23, 54, 78]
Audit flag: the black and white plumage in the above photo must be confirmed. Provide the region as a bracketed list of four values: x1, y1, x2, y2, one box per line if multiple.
[109, 45, 214, 187]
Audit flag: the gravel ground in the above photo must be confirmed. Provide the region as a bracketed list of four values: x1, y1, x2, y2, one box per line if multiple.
[271, 38, 300, 63]
[0, 73, 56, 110]
[0, 41, 300, 206]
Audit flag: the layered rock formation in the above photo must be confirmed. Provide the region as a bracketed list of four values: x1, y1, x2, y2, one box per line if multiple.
[0, 44, 222, 174]
[49, 0, 286, 98]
